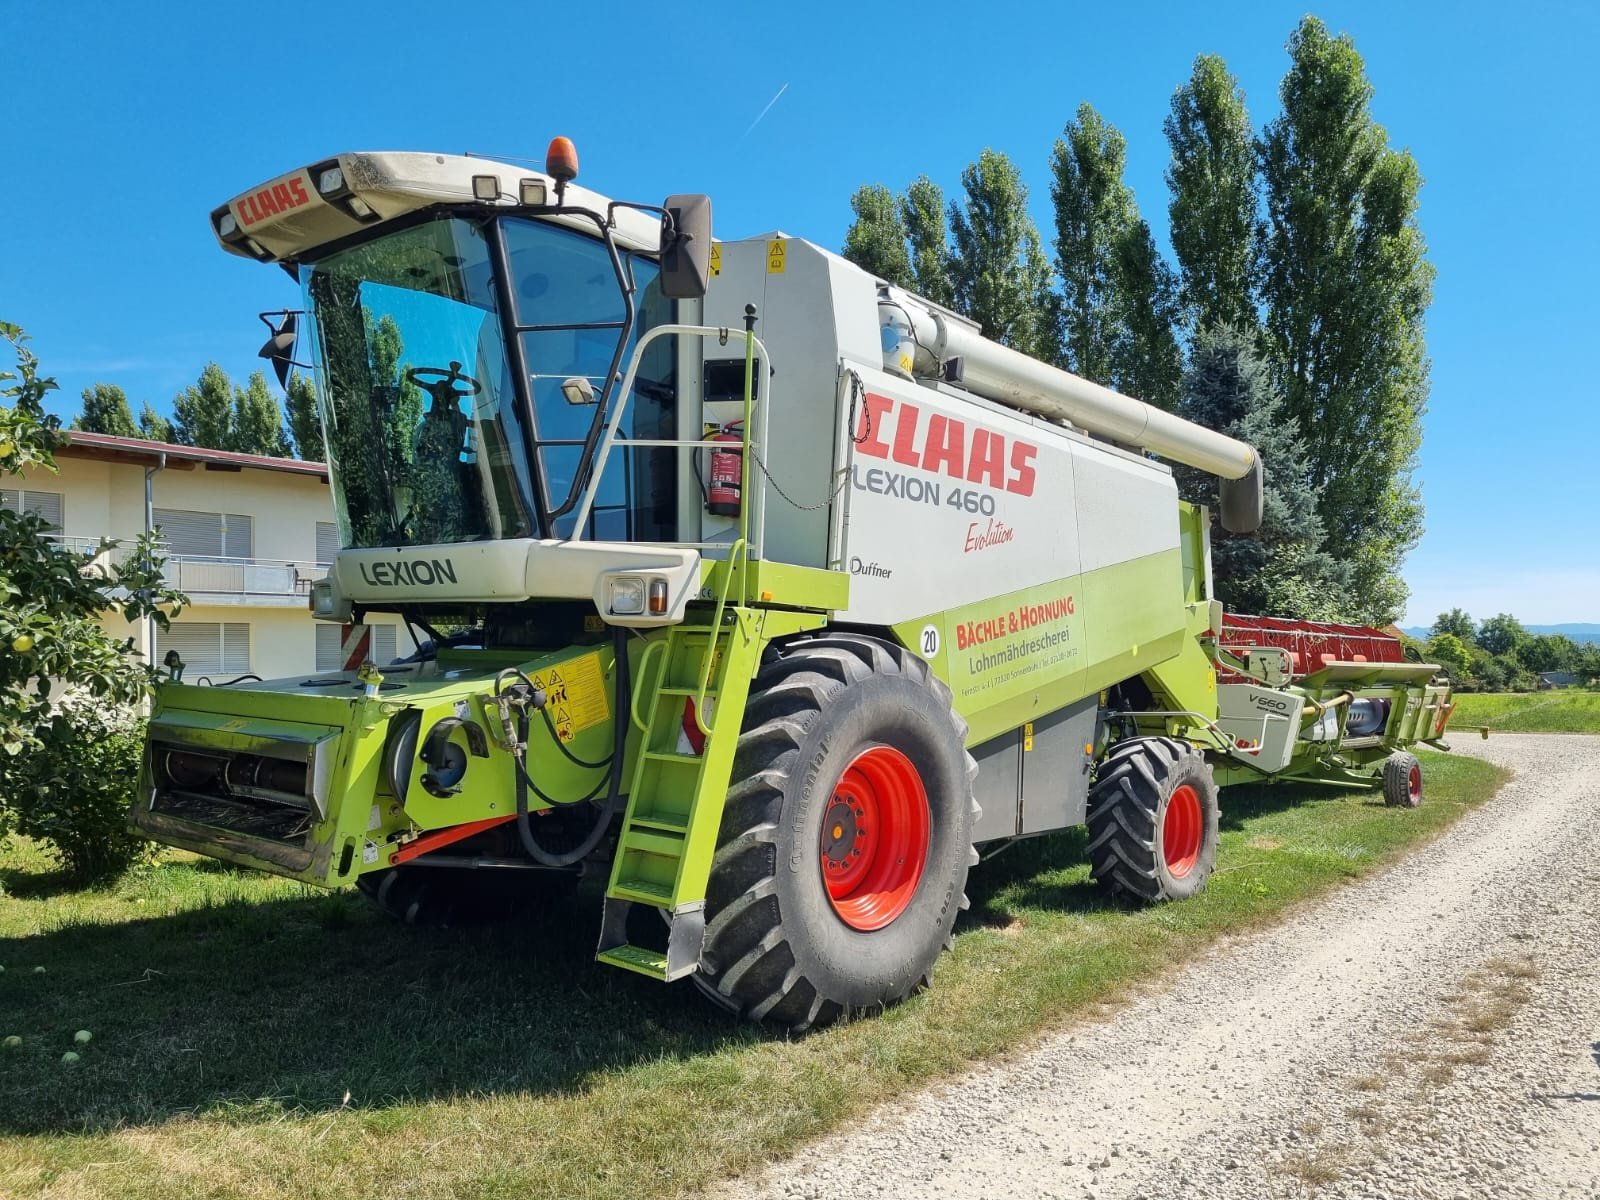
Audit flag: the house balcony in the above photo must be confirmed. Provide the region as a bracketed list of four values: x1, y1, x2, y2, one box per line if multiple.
[49, 535, 330, 609]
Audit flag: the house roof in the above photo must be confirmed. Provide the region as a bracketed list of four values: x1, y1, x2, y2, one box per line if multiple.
[58, 431, 328, 480]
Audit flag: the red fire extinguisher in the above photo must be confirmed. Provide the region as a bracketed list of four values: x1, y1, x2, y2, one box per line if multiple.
[706, 421, 744, 517]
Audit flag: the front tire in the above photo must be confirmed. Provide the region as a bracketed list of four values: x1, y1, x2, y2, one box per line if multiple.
[1382, 751, 1423, 808]
[696, 634, 978, 1032]
[1087, 736, 1219, 902]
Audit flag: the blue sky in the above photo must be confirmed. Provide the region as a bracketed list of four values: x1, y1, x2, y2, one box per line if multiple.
[3, 0, 1594, 626]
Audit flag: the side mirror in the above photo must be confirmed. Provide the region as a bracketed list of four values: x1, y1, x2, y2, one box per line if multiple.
[257, 310, 303, 390]
[659, 194, 712, 299]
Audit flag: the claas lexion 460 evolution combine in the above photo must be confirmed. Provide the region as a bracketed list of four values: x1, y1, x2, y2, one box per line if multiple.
[132, 139, 1454, 1030]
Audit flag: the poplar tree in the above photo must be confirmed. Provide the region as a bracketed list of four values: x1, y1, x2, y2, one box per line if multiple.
[138, 403, 173, 443]
[285, 372, 324, 461]
[901, 177, 956, 308]
[1258, 16, 1432, 624]
[842, 184, 914, 287]
[1165, 54, 1258, 333]
[947, 149, 1054, 359]
[1051, 104, 1181, 406]
[171, 363, 234, 449]
[71, 383, 140, 438]
[230, 370, 293, 457]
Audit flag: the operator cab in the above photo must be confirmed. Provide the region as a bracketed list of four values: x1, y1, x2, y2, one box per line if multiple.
[221, 144, 709, 554]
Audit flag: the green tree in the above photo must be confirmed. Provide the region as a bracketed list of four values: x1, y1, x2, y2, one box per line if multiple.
[1477, 613, 1526, 658]
[1051, 104, 1131, 382]
[1172, 325, 1349, 619]
[1431, 608, 1475, 643]
[1051, 104, 1182, 406]
[1426, 632, 1473, 683]
[138, 402, 173, 443]
[285, 372, 325, 461]
[171, 362, 235, 448]
[1165, 53, 1258, 333]
[1257, 16, 1432, 623]
[902, 177, 956, 308]
[1519, 633, 1575, 675]
[230, 369, 293, 457]
[1111, 220, 1183, 408]
[71, 383, 140, 438]
[948, 148, 1054, 358]
[842, 184, 914, 287]
[1, 321, 186, 877]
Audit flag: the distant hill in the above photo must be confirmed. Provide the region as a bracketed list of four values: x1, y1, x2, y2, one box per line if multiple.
[1402, 624, 1600, 645]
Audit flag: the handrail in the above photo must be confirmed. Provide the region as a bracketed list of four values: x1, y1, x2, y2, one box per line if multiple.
[630, 638, 668, 733]
[568, 323, 773, 559]
[693, 538, 747, 736]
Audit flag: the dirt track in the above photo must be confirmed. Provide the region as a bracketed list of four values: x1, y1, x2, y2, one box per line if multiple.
[716, 735, 1600, 1200]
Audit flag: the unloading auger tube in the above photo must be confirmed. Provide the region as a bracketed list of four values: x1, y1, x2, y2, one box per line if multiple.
[880, 287, 1264, 533]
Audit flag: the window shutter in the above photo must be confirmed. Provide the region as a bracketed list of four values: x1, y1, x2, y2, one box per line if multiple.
[373, 624, 397, 665]
[222, 623, 251, 673]
[223, 514, 254, 559]
[153, 509, 223, 557]
[315, 521, 339, 564]
[2, 488, 64, 530]
[315, 623, 339, 671]
[159, 622, 223, 676]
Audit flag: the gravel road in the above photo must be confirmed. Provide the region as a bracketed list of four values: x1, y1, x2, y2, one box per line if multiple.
[714, 734, 1600, 1200]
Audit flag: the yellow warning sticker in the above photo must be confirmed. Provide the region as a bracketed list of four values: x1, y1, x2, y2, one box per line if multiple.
[528, 651, 609, 742]
[709, 242, 722, 277]
[766, 239, 786, 274]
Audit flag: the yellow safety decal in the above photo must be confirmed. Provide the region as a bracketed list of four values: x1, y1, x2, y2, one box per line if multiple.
[709, 242, 722, 277]
[1023, 721, 1034, 752]
[528, 651, 609, 742]
[767, 239, 786, 274]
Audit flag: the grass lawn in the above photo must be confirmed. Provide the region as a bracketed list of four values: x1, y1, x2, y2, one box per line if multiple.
[1449, 690, 1600, 733]
[1, 750, 1505, 1200]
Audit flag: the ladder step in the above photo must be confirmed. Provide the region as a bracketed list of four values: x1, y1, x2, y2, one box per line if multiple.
[596, 944, 670, 980]
[610, 878, 674, 906]
[628, 813, 689, 834]
[642, 750, 704, 764]
[656, 686, 720, 698]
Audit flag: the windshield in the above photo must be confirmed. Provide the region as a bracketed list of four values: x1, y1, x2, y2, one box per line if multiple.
[302, 217, 534, 548]
[302, 214, 675, 549]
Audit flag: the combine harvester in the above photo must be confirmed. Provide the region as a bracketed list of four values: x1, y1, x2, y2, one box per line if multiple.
[132, 140, 1454, 1030]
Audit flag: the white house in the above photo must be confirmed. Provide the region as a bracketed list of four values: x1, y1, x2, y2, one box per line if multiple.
[4, 431, 414, 679]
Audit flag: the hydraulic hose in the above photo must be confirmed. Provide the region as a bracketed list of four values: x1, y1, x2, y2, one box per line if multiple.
[505, 626, 631, 868]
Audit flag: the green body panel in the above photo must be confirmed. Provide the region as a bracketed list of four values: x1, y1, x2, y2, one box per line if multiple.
[890, 549, 1185, 745]
[134, 641, 633, 887]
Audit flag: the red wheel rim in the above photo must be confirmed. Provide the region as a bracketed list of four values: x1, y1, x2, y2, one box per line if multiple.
[1408, 764, 1422, 802]
[819, 745, 931, 931]
[1162, 784, 1203, 878]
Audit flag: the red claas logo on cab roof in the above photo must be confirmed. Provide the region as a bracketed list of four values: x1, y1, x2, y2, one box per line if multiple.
[237, 176, 312, 228]
[856, 393, 1037, 496]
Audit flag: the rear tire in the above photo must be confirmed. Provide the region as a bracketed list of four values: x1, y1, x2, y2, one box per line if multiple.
[695, 634, 978, 1032]
[1087, 736, 1219, 902]
[1382, 751, 1423, 808]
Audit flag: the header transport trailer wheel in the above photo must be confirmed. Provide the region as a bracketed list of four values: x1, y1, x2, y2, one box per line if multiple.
[694, 634, 979, 1032]
[1087, 737, 1220, 902]
[1382, 751, 1424, 809]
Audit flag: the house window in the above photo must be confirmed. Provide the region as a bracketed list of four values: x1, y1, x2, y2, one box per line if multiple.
[1, 487, 64, 531]
[315, 521, 339, 565]
[315, 623, 398, 671]
[158, 622, 251, 679]
[152, 509, 253, 559]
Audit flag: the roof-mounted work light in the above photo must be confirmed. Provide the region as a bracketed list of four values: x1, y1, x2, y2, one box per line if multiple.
[471, 174, 500, 202]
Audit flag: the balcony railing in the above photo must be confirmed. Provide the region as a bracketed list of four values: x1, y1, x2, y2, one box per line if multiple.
[46, 535, 330, 600]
